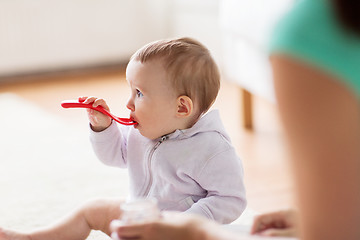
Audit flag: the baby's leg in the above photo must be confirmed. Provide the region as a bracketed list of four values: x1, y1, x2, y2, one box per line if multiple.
[0, 198, 124, 240]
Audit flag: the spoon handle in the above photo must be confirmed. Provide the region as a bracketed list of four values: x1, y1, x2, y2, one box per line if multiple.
[61, 100, 111, 116]
[61, 100, 136, 126]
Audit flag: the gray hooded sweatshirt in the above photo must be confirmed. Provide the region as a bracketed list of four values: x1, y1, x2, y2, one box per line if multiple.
[90, 109, 246, 224]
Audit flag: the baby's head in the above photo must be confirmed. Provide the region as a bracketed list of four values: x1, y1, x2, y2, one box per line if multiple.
[126, 37, 220, 140]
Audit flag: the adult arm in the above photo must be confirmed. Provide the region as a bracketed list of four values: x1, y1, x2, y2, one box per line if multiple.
[110, 211, 242, 240]
[271, 54, 360, 240]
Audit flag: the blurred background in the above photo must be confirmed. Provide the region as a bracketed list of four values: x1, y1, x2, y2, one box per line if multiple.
[1, 0, 220, 78]
[0, 0, 295, 239]
[0, 0, 291, 96]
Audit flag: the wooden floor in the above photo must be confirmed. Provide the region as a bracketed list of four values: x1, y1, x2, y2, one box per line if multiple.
[0, 70, 295, 214]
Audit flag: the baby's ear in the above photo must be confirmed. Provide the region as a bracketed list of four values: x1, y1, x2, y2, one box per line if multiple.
[176, 95, 193, 117]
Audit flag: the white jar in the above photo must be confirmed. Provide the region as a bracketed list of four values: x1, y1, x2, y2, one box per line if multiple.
[120, 198, 160, 224]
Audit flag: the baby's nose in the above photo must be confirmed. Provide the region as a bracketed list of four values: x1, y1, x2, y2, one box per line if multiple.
[126, 99, 135, 112]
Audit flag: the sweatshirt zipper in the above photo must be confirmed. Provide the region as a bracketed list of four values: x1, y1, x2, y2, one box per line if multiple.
[143, 135, 168, 197]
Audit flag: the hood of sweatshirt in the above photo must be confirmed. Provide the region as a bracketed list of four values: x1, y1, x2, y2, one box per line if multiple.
[160, 109, 231, 143]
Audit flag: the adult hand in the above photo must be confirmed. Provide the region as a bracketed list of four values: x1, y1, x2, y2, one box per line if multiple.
[78, 96, 112, 132]
[110, 211, 215, 240]
[250, 209, 298, 237]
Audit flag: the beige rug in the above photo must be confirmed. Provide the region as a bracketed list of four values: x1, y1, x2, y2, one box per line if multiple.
[0, 93, 130, 239]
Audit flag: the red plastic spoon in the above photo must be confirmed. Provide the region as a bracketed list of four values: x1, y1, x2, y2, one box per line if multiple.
[61, 100, 136, 126]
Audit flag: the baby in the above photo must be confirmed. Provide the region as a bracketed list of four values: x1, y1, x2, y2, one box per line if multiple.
[0, 37, 246, 240]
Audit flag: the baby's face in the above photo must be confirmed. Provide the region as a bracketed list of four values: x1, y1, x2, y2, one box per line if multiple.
[126, 59, 179, 140]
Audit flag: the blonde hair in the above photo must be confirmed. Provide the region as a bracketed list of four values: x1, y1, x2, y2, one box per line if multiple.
[130, 37, 220, 114]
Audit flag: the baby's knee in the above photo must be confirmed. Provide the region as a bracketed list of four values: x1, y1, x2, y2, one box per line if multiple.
[79, 198, 124, 232]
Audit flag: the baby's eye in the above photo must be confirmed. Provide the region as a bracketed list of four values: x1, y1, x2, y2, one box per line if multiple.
[136, 89, 143, 98]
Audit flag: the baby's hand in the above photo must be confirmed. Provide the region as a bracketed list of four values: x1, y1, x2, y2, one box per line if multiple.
[78, 96, 112, 132]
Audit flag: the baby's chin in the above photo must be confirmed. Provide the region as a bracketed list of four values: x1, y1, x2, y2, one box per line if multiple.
[136, 128, 155, 140]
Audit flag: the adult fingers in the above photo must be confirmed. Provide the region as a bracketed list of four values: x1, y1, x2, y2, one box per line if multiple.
[110, 220, 146, 239]
[258, 228, 296, 237]
[251, 213, 277, 234]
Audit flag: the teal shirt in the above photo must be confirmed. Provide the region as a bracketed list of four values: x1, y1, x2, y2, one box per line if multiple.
[269, 0, 360, 96]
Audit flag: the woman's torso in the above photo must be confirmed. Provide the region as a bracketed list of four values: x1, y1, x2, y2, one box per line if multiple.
[269, 0, 360, 96]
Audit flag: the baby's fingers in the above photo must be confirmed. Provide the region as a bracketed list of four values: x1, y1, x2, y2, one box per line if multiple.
[78, 96, 110, 111]
[92, 98, 110, 110]
[80, 96, 98, 104]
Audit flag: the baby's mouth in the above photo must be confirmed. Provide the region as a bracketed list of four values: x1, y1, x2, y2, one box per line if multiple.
[130, 117, 138, 126]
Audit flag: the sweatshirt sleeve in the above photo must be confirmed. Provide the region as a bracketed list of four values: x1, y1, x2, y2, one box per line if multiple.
[184, 147, 247, 224]
[89, 121, 128, 168]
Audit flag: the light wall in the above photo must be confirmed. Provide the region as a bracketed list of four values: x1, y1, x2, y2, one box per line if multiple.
[0, 0, 221, 78]
[0, 0, 169, 76]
